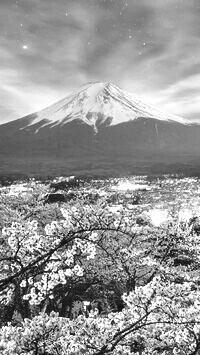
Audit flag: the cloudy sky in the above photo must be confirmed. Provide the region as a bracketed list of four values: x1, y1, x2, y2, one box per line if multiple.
[0, 0, 200, 123]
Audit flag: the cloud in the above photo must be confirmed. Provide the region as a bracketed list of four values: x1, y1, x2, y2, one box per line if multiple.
[1, 83, 66, 119]
[152, 73, 200, 121]
[0, 0, 200, 122]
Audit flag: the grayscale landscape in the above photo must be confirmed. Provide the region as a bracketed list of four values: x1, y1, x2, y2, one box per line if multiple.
[1, 1, 200, 354]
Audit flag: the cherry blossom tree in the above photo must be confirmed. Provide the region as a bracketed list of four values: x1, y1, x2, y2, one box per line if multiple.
[0, 192, 200, 354]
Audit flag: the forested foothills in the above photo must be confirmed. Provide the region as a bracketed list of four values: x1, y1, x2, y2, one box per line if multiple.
[0, 177, 200, 354]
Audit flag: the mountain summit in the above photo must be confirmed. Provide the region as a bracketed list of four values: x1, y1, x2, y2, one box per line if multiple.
[23, 82, 187, 133]
[0, 81, 200, 177]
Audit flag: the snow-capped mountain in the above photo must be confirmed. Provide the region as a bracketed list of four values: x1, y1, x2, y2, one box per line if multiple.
[0, 81, 200, 177]
[23, 81, 187, 133]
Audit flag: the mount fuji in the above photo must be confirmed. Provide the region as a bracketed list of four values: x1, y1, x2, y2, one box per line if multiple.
[21, 82, 187, 132]
[0, 82, 200, 177]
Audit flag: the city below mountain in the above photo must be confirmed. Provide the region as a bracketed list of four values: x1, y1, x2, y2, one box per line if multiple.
[0, 82, 200, 178]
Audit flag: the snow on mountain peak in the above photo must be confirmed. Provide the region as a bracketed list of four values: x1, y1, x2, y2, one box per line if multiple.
[25, 81, 188, 133]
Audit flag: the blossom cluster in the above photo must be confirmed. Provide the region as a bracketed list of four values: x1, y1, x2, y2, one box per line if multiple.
[1, 275, 200, 354]
[1, 199, 200, 354]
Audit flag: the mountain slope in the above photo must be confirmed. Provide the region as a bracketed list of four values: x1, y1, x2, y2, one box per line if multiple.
[0, 82, 199, 177]
[20, 82, 187, 133]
